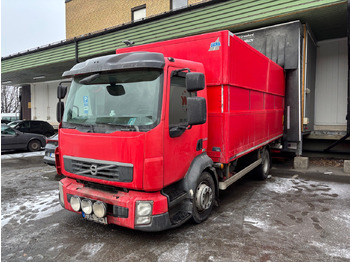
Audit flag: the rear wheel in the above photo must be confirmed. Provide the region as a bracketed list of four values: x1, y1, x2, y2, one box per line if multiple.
[28, 140, 41, 152]
[255, 147, 271, 180]
[192, 172, 215, 224]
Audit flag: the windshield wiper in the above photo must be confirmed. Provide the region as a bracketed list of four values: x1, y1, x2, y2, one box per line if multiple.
[106, 123, 140, 132]
[122, 125, 139, 132]
[87, 124, 95, 133]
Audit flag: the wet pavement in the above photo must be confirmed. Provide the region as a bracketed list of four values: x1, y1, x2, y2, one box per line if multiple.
[1, 154, 350, 261]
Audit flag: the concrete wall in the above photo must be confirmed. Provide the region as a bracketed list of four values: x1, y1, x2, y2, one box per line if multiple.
[314, 37, 348, 131]
[66, 0, 205, 38]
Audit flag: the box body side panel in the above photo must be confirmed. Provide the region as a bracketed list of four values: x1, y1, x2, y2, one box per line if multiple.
[207, 36, 285, 163]
[117, 31, 284, 163]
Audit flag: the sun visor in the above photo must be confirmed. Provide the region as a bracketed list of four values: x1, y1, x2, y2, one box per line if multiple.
[62, 52, 165, 77]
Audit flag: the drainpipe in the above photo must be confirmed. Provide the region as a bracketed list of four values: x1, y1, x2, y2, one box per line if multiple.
[324, 0, 350, 151]
[74, 37, 79, 63]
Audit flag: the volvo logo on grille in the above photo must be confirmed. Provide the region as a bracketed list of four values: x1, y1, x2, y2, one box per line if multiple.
[90, 164, 98, 175]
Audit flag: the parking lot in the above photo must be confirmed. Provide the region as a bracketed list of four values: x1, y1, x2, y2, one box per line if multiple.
[1, 153, 350, 261]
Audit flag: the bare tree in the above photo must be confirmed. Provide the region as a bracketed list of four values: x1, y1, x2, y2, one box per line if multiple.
[1, 85, 20, 113]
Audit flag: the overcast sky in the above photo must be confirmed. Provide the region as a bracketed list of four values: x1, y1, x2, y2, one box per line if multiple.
[1, 0, 66, 57]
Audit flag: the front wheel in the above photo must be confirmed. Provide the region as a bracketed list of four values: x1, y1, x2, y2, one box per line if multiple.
[28, 140, 41, 152]
[192, 172, 215, 224]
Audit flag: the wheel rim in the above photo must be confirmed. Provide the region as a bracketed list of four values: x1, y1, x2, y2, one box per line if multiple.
[195, 182, 213, 212]
[31, 142, 39, 150]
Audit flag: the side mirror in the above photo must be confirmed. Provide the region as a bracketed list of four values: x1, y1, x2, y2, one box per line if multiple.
[187, 97, 206, 125]
[57, 102, 65, 123]
[186, 72, 205, 92]
[57, 85, 68, 99]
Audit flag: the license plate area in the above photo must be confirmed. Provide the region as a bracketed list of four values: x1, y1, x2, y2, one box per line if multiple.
[83, 213, 107, 225]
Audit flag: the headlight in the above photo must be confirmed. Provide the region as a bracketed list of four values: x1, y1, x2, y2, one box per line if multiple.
[135, 201, 153, 225]
[59, 181, 65, 207]
[93, 201, 107, 218]
[81, 199, 93, 215]
[70, 196, 81, 212]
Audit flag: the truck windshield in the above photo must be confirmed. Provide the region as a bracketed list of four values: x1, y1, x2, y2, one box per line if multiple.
[62, 69, 163, 133]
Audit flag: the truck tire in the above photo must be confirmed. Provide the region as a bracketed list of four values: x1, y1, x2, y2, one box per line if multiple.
[255, 147, 271, 180]
[192, 171, 215, 223]
[28, 140, 41, 152]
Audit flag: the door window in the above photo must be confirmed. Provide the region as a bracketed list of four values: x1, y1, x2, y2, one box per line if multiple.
[31, 122, 41, 128]
[169, 75, 189, 137]
[21, 121, 30, 128]
[1, 126, 16, 135]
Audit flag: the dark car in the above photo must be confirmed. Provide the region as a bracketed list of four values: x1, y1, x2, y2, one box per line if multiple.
[1, 119, 11, 124]
[43, 134, 58, 166]
[1, 124, 46, 152]
[8, 120, 55, 137]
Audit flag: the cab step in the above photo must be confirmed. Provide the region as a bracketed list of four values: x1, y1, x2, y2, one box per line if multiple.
[170, 210, 192, 226]
[169, 191, 187, 208]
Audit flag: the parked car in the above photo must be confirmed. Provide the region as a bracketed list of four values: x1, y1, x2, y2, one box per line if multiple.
[8, 120, 55, 137]
[1, 119, 11, 124]
[1, 124, 46, 152]
[43, 134, 58, 166]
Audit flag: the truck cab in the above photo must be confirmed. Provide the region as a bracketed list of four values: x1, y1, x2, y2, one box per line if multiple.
[57, 52, 213, 231]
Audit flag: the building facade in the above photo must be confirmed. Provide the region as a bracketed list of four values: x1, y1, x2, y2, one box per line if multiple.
[1, 0, 349, 153]
[66, 0, 206, 39]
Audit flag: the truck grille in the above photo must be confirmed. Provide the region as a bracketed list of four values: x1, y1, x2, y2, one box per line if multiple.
[63, 156, 133, 182]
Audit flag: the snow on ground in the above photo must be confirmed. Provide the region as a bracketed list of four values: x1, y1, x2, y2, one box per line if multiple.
[311, 241, 350, 260]
[157, 243, 189, 262]
[70, 243, 105, 260]
[1, 151, 44, 160]
[1, 189, 61, 228]
[263, 177, 296, 193]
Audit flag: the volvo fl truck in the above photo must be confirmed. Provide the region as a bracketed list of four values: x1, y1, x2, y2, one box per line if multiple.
[56, 30, 285, 231]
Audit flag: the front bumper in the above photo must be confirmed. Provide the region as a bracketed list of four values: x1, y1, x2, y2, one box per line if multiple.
[59, 178, 172, 231]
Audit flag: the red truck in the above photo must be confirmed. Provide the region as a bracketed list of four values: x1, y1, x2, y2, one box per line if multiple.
[56, 30, 285, 231]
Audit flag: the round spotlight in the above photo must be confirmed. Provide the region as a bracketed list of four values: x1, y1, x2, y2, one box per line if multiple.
[81, 199, 93, 215]
[93, 201, 107, 218]
[70, 196, 81, 212]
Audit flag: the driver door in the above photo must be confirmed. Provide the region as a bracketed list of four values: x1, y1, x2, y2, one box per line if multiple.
[163, 68, 201, 186]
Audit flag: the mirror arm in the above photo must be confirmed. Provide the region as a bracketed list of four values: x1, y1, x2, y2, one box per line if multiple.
[171, 68, 191, 77]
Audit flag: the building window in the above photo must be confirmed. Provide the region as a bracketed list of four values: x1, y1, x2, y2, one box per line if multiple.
[132, 4, 146, 22]
[171, 0, 188, 10]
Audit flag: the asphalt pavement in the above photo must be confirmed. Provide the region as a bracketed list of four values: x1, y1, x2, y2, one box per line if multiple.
[1, 153, 350, 261]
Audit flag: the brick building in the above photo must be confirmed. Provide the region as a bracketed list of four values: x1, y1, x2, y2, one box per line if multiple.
[66, 0, 205, 38]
